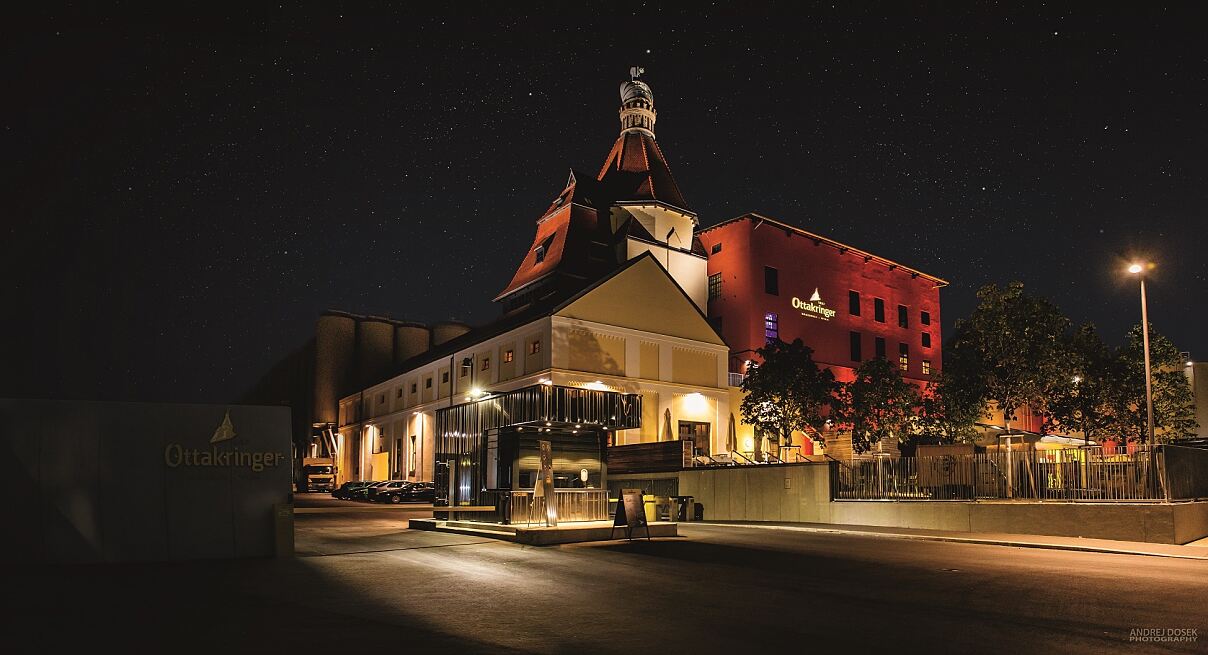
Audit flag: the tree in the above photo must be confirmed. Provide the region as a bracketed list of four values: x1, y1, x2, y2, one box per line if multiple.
[835, 357, 921, 453]
[916, 335, 989, 443]
[1104, 324, 1197, 442]
[740, 338, 838, 459]
[1046, 324, 1118, 442]
[946, 282, 1071, 433]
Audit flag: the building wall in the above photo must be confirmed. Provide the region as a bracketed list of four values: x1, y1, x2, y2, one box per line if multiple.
[698, 216, 943, 386]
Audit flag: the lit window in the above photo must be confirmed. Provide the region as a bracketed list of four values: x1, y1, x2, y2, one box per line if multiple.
[764, 312, 779, 344]
[922, 332, 931, 348]
[708, 273, 722, 300]
[874, 298, 885, 323]
[530, 340, 541, 354]
[922, 360, 931, 375]
[481, 357, 490, 371]
[898, 343, 909, 372]
[504, 350, 514, 363]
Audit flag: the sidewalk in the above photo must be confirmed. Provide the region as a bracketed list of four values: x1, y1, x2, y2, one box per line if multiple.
[701, 521, 1208, 559]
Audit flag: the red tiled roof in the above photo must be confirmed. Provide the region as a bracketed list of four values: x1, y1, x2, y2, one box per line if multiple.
[597, 131, 689, 211]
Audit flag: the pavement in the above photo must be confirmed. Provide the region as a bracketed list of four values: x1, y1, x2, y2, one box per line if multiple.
[6, 496, 1206, 653]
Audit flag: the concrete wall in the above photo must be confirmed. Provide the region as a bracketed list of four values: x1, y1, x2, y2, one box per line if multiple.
[636, 463, 1208, 545]
[0, 399, 293, 562]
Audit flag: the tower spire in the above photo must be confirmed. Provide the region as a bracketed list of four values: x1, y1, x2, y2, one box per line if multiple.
[618, 66, 656, 137]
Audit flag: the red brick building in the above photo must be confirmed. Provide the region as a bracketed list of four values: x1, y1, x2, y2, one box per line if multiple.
[697, 214, 947, 387]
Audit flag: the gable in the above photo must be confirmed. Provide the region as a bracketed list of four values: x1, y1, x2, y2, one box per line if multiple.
[555, 254, 724, 346]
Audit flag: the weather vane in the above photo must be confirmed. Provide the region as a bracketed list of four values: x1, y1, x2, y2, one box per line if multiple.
[630, 66, 644, 80]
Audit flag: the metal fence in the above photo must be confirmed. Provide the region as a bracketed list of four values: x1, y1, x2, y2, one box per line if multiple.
[831, 445, 1206, 502]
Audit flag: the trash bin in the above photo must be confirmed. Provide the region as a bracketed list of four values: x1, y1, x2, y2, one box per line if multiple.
[672, 495, 694, 522]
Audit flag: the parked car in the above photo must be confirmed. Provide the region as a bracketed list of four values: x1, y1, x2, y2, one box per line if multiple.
[332, 481, 374, 500]
[350, 481, 388, 501]
[403, 482, 435, 502]
[367, 480, 413, 503]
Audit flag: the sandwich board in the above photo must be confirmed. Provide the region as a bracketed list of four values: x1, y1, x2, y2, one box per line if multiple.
[612, 487, 650, 540]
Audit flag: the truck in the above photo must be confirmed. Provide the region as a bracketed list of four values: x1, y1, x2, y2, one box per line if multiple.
[301, 456, 337, 493]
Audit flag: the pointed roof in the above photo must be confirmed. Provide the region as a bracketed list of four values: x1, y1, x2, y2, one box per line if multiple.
[597, 131, 690, 212]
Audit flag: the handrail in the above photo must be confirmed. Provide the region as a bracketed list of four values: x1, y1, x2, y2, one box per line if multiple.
[731, 450, 756, 465]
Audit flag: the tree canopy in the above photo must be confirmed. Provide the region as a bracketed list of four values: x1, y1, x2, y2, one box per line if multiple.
[835, 357, 921, 453]
[740, 338, 837, 457]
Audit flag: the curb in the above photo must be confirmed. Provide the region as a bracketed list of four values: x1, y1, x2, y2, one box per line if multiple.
[700, 522, 1208, 561]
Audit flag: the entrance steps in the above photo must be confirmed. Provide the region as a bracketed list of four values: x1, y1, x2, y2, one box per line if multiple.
[409, 518, 678, 545]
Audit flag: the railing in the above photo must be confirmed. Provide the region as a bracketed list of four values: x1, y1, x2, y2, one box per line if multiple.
[480, 489, 610, 524]
[831, 445, 1193, 502]
[727, 372, 747, 387]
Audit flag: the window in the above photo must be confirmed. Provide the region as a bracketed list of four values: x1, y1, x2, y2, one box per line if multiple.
[922, 360, 932, 376]
[530, 340, 541, 354]
[408, 435, 417, 476]
[875, 337, 886, 359]
[874, 298, 885, 323]
[441, 371, 449, 383]
[533, 235, 554, 263]
[411, 383, 417, 394]
[850, 331, 862, 362]
[764, 266, 779, 295]
[898, 305, 908, 329]
[708, 273, 722, 300]
[849, 290, 861, 316]
[378, 394, 385, 404]
[764, 312, 779, 344]
[504, 349, 514, 363]
[425, 377, 432, 389]
[922, 332, 931, 348]
[481, 356, 490, 371]
[921, 310, 931, 326]
[710, 242, 722, 254]
[899, 343, 909, 372]
[397, 388, 403, 398]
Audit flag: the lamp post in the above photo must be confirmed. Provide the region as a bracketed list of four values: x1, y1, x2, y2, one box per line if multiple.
[1127, 263, 1155, 444]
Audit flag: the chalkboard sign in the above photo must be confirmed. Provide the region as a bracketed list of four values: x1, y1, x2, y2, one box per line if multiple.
[612, 488, 650, 540]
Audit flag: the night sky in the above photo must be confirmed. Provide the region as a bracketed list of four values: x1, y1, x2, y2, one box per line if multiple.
[5, 3, 1206, 403]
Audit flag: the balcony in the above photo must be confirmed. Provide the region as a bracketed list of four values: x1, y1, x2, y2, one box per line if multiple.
[727, 372, 747, 387]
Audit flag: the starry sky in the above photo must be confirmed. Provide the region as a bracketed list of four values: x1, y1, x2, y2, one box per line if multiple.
[5, 3, 1206, 403]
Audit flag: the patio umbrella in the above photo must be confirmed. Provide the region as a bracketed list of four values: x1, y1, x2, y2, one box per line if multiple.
[727, 413, 737, 453]
[662, 408, 673, 442]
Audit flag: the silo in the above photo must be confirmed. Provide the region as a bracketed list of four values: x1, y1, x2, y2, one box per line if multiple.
[356, 317, 396, 389]
[431, 320, 472, 347]
[313, 312, 357, 426]
[394, 322, 431, 368]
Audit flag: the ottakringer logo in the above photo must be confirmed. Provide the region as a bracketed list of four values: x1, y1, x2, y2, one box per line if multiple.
[164, 409, 286, 472]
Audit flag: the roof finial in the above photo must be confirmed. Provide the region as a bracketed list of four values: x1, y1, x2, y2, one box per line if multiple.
[629, 66, 644, 81]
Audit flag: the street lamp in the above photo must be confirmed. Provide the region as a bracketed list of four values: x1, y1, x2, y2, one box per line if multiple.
[1127, 262, 1155, 444]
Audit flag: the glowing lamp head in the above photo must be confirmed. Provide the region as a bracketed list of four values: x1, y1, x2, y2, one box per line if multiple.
[469, 387, 484, 398]
[1127, 263, 1144, 274]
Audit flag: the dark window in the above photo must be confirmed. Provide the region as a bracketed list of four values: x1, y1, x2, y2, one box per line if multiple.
[849, 291, 861, 316]
[378, 394, 385, 404]
[710, 242, 722, 254]
[708, 273, 722, 300]
[533, 235, 554, 264]
[481, 357, 490, 371]
[764, 312, 779, 344]
[850, 332, 862, 362]
[411, 383, 417, 393]
[874, 298, 885, 322]
[425, 378, 432, 389]
[441, 371, 449, 383]
[898, 343, 909, 372]
[921, 310, 931, 326]
[898, 305, 908, 328]
[922, 332, 932, 348]
[504, 350, 514, 363]
[764, 266, 779, 295]
[875, 337, 886, 359]
[397, 388, 403, 398]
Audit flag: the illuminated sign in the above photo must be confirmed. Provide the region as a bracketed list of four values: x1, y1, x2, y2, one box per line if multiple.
[791, 288, 836, 321]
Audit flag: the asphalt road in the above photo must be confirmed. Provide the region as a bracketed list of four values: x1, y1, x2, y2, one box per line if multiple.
[7, 498, 1205, 654]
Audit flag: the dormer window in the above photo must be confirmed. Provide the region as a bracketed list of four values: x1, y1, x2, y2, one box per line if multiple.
[534, 235, 555, 263]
